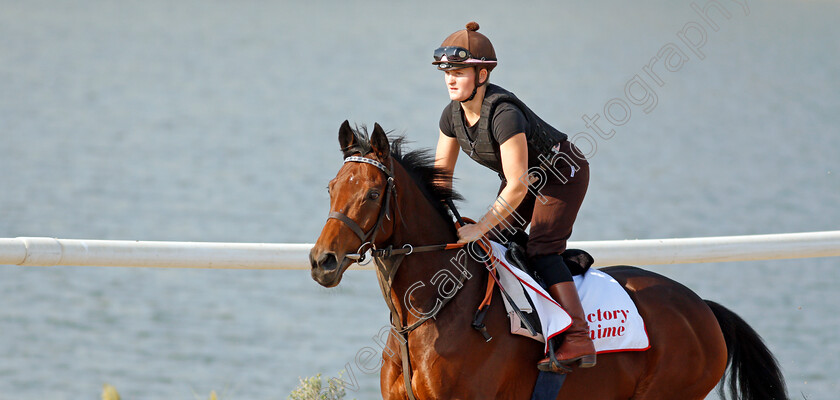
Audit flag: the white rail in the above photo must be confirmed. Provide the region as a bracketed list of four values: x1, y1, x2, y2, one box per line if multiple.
[1, 231, 839, 270]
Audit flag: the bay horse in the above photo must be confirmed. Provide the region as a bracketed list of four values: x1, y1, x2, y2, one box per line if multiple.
[309, 121, 788, 400]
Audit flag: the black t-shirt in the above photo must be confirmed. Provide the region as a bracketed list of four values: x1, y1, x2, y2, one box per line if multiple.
[439, 101, 528, 146]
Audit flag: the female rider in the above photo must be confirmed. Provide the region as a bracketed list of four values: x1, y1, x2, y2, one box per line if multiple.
[432, 22, 595, 371]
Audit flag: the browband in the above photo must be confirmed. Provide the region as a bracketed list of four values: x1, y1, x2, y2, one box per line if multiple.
[344, 156, 391, 176]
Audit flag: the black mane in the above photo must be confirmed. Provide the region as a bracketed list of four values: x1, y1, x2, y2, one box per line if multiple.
[343, 125, 463, 227]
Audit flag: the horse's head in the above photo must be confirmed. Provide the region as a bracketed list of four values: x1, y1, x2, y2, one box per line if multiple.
[309, 120, 396, 287]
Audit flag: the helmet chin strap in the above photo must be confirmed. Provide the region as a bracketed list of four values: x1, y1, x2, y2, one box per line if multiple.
[461, 67, 487, 103]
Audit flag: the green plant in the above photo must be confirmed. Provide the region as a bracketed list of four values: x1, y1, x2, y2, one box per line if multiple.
[287, 373, 349, 400]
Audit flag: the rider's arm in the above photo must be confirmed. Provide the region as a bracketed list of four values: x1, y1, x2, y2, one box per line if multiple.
[457, 132, 529, 242]
[484, 132, 529, 225]
[434, 129, 459, 191]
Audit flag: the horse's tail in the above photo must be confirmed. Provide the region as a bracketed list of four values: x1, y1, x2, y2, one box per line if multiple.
[705, 300, 789, 400]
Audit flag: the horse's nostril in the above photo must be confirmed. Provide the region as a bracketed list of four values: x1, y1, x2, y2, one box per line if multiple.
[320, 253, 339, 271]
[310, 247, 340, 272]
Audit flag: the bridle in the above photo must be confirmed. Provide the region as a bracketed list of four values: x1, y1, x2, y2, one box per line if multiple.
[326, 154, 467, 400]
[325, 152, 538, 398]
[327, 155, 398, 264]
[327, 154, 465, 263]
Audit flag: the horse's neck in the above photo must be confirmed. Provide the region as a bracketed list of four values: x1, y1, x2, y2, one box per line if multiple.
[388, 166, 454, 247]
[382, 164, 483, 329]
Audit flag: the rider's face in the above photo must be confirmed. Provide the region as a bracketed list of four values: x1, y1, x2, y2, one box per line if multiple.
[444, 68, 476, 102]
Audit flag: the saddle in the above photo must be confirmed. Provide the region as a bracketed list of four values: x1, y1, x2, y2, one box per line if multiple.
[502, 229, 595, 283]
[500, 229, 595, 342]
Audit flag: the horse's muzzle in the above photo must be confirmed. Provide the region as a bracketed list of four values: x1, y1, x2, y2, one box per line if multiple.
[309, 249, 349, 287]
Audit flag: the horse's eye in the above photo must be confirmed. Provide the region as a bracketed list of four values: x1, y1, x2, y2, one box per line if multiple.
[368, 191, 380, 200]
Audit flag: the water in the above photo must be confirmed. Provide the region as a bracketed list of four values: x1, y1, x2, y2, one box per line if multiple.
[1, 0, 838, 398]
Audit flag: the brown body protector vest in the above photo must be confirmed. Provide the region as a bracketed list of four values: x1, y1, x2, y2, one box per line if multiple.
[451, 83, 568, 176]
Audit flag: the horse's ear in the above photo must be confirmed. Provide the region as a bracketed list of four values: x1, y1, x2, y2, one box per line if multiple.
[370, 123, 390, 158]
[338, 120, 356, 155]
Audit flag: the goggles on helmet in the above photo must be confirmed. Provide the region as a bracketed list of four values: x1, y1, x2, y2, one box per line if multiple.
[434, 46, 474, 63]
[433, 46, 497, 71]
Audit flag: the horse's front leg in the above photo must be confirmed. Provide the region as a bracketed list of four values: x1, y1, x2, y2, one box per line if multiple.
[381, 354, 409, 400]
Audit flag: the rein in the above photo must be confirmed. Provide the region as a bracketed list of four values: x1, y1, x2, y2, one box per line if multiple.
[327, 155, 470, 400]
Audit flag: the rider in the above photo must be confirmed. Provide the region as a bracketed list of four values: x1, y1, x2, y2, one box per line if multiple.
[432, 22, 596, 370]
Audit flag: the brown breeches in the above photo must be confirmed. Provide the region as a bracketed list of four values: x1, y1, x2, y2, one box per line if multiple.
[497, 141, 589, 260]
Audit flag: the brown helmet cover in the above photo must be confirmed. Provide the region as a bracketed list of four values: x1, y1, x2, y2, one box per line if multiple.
[434, 22, 497, 71]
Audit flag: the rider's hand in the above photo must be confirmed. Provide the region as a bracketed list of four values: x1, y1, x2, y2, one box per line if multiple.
[457, 223, 485, 244]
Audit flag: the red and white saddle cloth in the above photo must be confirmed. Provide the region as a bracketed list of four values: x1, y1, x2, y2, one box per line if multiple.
[488, 241, 650, 354]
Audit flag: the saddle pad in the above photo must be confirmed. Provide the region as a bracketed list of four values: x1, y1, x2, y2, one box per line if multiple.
[489, 240, 650, 354]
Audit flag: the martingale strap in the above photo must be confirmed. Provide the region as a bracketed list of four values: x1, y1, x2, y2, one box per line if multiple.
[377, 225, 497, 400]
[373, 253, 468, 400]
